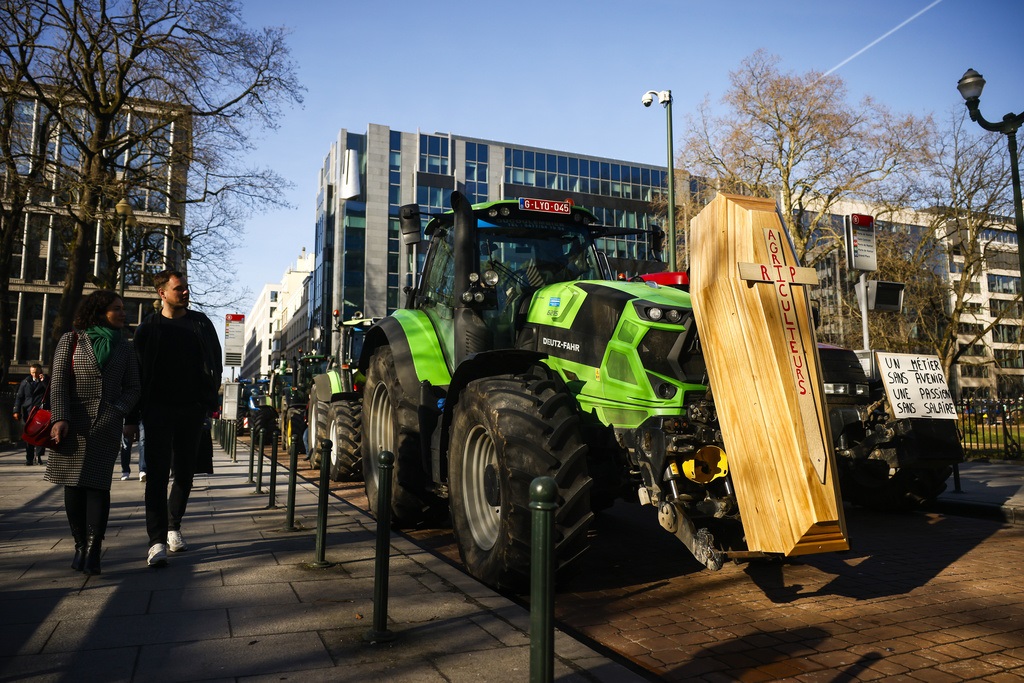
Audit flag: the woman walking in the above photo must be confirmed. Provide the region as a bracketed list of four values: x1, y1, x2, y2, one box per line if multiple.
[46, 290, 141, 575]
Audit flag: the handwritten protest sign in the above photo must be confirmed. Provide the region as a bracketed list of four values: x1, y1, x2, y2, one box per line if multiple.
[876, 352, 957, 420]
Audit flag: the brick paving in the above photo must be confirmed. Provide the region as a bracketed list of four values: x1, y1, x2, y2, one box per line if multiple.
[552, 501, 1024, 682]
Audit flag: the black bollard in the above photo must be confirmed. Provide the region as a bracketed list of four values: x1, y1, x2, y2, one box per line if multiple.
[310, 439, 334, 568]
[365, 450, 396, 643]
[254, 428, 265, 495]
[284, 434, 300, 532]
[953, 462, 963, 493]
[529, 476, 558, 683]
[228, 420, 237, 462]
[266, 428, 280, 509]
[246, 425, 256, 483]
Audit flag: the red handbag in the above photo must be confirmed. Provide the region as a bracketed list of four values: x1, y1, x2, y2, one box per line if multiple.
[22, 334, 76, 450]
[22, 405, 57, 448]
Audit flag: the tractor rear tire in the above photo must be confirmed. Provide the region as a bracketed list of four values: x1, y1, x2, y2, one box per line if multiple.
[448, 366, 593, 591]
[361, 346, 433, 527]
[329, 401, 362, 481]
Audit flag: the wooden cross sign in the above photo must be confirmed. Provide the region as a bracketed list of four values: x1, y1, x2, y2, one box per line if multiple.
[689, 193, 848, 558]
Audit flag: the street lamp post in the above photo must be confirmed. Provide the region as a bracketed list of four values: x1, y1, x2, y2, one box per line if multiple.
[114, 198, 137, 298]
[957, 68, 1024, 277]
[642, 89, 677, 271]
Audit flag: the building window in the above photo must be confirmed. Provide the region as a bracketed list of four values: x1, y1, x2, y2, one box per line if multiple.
[419, 134, 449, 175]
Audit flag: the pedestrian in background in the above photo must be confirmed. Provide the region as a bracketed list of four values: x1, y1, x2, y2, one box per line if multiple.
[117, 421, 146, 481]
[134, 270, 222, 567]
[46, 290, 141, 575]
[13, 363, 48, 465]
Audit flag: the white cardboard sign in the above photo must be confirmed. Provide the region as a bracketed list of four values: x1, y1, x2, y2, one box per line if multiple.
[876, 352, 957, 420]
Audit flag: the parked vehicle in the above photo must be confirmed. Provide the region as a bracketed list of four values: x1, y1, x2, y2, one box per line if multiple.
[353, 194, 838, 590]
[307, 315, 376, 479]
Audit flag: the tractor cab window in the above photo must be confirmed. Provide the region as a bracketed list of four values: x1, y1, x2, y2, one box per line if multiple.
[420, 223, 456, 312]
[479, 226, 600, 291]
[478, 225, 601, 346]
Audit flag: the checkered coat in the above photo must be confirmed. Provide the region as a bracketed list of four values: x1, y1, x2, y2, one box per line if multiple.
[44, 330, 141, 490]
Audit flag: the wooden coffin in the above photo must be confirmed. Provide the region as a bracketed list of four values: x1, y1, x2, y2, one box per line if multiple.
[689, 193, 848, 556]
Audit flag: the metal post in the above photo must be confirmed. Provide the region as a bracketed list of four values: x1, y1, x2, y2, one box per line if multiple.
[284, 434, 300, 532]
[310, 439, 334, 568]
[246, 425, 256, 483]
[529, 476, 558, 683]
[859, 272, 870, 352]
[664, 94, 676, 272]
[1006, 129, 1024, 278]
[254, 428, 265, 495]
[228, 420, 237, 462]
[365, 451, 396, 643]
[266, 428, 280, 509]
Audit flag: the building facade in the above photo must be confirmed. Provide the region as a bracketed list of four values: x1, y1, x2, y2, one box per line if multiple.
[310, 124, 680, 355]
[239, 250, 314, 380]
[4, 93, 190, 381]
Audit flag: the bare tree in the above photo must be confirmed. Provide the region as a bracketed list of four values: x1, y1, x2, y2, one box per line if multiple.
[911, 110, 1022, 388]
[0, 0, 302, 352]
[829, 109, 1022, 393]
[681, 50, 933, 268]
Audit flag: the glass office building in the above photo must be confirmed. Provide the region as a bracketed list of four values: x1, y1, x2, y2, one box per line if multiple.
[311, 124, 680, 351]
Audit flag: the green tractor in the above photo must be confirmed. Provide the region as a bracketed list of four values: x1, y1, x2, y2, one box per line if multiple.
[268, 353, 329, 456]
[357, 193, 746, 590]
[308, 315, 376, 480]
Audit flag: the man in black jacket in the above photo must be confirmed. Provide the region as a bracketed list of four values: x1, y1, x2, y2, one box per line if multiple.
[13, 363, 48, 465]
[133, 270, 222, 567]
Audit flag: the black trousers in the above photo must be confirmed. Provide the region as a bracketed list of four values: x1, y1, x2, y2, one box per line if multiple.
[142, 404, 205, 547]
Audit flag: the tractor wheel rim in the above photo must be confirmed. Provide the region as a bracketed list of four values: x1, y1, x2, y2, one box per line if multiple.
[463, 424, 500, 551]
[368, 383, 393, 487]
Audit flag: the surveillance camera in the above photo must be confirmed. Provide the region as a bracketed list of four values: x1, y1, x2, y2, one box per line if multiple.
[642, 92, 655, 107]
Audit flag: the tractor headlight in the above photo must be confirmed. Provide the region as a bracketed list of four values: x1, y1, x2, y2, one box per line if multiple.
[854, 384, 869, 396]
[632, 300, 687, 324]
[483, 270, 500, 287]
[469, 272, 480, 283]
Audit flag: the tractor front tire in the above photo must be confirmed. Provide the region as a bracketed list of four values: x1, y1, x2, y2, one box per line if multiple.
[361, 346, 433, 527]
[448, 366, 593, 591]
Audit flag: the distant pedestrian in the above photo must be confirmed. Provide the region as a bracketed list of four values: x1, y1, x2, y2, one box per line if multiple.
[45, 291, 141, 575]
[117, 421, 146, 481]
[134, 270, 222, 567]
[13, 363, 48, 465]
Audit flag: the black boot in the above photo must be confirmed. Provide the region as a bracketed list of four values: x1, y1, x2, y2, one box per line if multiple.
[65, 487, 87, 572]
[71, 531, 86, 571]
[83, 526, 104, 575]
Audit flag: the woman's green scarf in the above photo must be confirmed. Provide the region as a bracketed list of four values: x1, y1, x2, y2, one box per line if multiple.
[85, 325, 121, 369]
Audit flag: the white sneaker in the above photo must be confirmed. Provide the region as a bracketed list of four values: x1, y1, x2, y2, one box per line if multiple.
[120, 473, 130, 481]
[139, 471, 147, 482]
[147, 543, 168, 567]
[167, 530, 188, 553]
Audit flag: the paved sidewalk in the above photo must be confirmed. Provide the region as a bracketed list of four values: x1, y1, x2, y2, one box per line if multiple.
[932, 458, 1024, 524]
[0, 444, 646, 683]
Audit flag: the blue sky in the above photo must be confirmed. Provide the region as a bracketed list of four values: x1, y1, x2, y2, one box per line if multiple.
[225, 0, 1024, 318]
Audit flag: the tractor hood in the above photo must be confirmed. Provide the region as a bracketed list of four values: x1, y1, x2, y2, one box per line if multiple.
[515, 279, 708, 420]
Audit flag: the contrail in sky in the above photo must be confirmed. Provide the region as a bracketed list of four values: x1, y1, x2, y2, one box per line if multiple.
[824, 0, 944, 75]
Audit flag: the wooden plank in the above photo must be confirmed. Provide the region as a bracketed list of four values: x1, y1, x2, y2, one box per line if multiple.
[689, 193, 848, 556]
